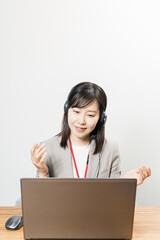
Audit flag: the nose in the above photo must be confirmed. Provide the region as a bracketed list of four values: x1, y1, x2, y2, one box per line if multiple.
[78, 113, 86, 125]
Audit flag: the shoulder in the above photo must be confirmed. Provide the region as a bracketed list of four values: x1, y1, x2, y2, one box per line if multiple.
[101, 138, 120, 155]
[42, 135, 62, 149]
[103, 138, 118, 148]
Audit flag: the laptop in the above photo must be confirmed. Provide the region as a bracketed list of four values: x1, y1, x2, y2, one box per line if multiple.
[21, 178, 137, 240]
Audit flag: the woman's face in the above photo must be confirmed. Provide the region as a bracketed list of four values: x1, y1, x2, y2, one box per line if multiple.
[68, 100, 100, 144]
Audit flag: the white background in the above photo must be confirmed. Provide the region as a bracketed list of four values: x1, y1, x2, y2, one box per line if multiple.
[0, 0, 160, 206]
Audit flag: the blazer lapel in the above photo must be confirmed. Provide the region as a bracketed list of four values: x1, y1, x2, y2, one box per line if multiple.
[64, 139, 74, 178]
[87, 140, 100, 178]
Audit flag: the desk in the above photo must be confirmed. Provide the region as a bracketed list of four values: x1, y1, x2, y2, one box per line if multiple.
[0, 207, 160, 239]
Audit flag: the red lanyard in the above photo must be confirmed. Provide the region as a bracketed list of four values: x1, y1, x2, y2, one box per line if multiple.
[69, 138, 90, 178]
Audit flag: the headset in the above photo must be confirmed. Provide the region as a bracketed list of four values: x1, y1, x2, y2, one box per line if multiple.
[100, 112, 107, 126]
[64, 101, 69, 114]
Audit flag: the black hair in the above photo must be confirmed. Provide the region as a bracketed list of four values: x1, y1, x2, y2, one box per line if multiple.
[58, 82, 107, 154]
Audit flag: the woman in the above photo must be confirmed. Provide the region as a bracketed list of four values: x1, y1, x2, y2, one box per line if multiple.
[31, 82, 151, 185]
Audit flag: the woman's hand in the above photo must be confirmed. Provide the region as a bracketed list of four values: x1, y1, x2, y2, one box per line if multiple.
[123, 166, 151, 186]
[31, 143, 48, 177]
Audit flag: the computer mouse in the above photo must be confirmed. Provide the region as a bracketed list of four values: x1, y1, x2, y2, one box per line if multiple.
[5, 215, 23, 230]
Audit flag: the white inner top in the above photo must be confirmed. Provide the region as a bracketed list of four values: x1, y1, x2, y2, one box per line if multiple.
[72, 144, 90, 178]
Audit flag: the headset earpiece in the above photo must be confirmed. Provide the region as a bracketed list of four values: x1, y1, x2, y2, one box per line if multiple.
[100, 112, 107, 125]
[64, 101, 69, 113]
[64, 86, 75, 113]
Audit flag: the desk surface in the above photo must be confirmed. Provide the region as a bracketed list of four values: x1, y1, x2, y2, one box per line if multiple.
[0, 207, 160, 240]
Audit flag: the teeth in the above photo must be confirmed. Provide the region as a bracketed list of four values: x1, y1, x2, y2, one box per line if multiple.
[76, 127, 85, 130]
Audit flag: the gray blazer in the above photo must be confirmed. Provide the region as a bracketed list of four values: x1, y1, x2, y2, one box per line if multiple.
[15, 136, 121, 206]
[42, 135, 121, 178]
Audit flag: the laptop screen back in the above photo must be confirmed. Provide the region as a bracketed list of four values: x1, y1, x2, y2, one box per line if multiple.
[21, 178, 137, 240]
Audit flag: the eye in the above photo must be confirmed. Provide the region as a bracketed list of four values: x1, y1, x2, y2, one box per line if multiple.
[88, 114, 95, 117]
[73, 110, 80, 114]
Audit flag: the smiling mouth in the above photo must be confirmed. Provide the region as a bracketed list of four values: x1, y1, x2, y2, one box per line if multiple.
[75, 126, 87, 132]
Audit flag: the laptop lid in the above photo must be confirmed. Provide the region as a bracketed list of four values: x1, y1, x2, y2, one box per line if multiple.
[21, 178, 137, 240]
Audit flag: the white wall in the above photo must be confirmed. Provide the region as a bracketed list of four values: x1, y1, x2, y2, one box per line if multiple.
[0, 0, 160, 206]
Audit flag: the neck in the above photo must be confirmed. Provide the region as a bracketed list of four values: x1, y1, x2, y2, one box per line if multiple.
[70, 134, 90, 146]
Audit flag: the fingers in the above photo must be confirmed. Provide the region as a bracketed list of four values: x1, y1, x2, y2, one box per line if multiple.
[31, 142, 47, 165]
[142, 165, 151, 178]
[138, 166, 151, 180]
[35, 143, 45, 154]
[31, 143, 38, 155]
[136, 169, 140, 174]
[31, 142, 45, 155]
[36, 146, 46, 159]
[40, 152, 47, 163]
[148, 167, 151, 176]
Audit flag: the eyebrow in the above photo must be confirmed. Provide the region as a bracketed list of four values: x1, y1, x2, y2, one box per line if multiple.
[73, 107, 98, 113]
[87, 110, 97, 113]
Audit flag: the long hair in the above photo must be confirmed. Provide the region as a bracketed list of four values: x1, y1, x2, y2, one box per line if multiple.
[58, 82, 107, 154]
